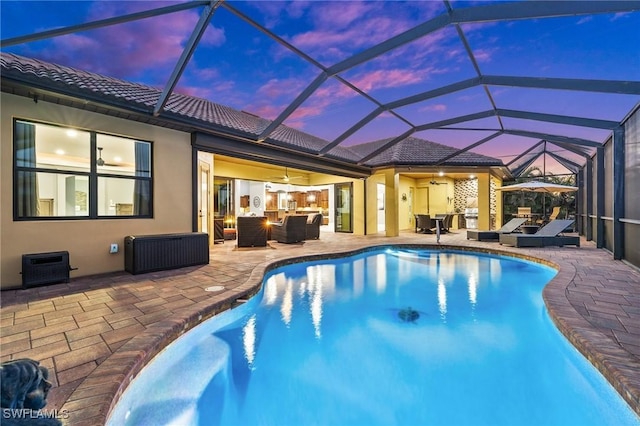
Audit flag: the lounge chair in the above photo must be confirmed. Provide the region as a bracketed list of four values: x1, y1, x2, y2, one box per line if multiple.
[271, 215, 308, 243]
[536, 206, 562, 226]
[467, 218, 528, 241]
[499, 219, 579, 247]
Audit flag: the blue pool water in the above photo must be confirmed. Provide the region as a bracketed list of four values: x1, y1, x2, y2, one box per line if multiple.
[108, 249, 639, 426]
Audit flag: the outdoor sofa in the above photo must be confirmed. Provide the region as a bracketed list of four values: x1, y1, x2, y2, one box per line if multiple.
[499, 219, 579, 248]
[236, 216, 268, 247]
[467, 218, 528, 241]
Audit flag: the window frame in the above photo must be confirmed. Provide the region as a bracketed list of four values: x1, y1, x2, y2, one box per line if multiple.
[13, 118, 153, 221]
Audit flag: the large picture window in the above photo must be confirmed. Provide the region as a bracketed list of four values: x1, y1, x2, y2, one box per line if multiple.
[13, 119, 152, 220]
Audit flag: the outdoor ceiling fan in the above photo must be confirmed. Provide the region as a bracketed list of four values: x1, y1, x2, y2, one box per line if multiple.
[269, 167, 303, 183]
[429, 174, 448, 185]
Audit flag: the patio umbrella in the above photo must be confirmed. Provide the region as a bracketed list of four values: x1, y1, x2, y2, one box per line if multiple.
[496, 180, 577, 193]
[497, 180, 577, 220]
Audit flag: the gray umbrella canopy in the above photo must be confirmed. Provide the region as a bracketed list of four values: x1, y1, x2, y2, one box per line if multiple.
[496, 181, 578, 193]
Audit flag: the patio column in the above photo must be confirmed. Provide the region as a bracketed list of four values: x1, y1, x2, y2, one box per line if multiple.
[576, 169, 583, 234]
[384, 169, 400, 237]
[585, 156, 593, 241]
[612, 127, 625, 260]
[596, 146, 605, 249]
[493, 175, 503, 229]
[477, 173, 491, 230]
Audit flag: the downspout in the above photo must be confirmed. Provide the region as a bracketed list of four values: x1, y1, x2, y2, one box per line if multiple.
[191, 136, 199, 233]
[363, 178, 368, 235]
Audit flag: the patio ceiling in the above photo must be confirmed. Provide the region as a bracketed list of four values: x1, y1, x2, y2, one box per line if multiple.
[2, 0, 639, 177]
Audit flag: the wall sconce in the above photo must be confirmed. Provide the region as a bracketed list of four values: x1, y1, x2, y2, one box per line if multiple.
[401, 193, 407, 202]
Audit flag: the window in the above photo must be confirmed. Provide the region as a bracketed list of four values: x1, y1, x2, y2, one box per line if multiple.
[13, 119, 152, 220]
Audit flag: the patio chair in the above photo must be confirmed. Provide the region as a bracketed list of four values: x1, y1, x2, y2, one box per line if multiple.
[271, 215, 308, 243]
[536, 206, 562, 225]
[467, 217, 528, 241]
[440, 214, 454, 233]
[415, 214, 433, 233]
[236, 216, 268, 247]
[306, 213, 323, 240]
[431, 214, 452, 233]
[499, 219, 579, 248]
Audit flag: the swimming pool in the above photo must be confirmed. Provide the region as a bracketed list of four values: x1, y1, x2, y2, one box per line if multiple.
[108, 248, 639, 425]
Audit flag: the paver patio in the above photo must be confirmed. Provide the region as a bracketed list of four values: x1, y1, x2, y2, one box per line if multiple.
[1, 230, 639, 425]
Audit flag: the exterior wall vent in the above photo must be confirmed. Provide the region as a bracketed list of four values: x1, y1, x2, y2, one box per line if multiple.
[22, 251, 71, 288]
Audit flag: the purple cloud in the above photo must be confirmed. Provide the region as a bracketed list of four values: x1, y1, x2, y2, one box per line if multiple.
[39, 2, 224, 84]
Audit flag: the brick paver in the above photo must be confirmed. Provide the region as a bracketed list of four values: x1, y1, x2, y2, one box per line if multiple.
[1, 230, 638, 425]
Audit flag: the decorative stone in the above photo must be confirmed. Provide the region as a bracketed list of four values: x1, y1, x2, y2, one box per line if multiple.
[1, 358, 61, 425]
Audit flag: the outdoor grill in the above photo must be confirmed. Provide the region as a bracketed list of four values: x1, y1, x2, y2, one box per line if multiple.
[464, 208, 478, 229]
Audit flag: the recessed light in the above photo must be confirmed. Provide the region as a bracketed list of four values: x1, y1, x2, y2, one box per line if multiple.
[438, 171, 444, 176]
[55, 149, 65, 155]
[469, 174, 475, 179]
[66, 129, 77, 138]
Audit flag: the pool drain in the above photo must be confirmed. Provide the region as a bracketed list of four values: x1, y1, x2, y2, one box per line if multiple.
[398, 307, 420, 322]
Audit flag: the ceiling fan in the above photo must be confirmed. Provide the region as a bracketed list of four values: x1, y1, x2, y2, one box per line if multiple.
[269, 167, 303, 183]
[429, 174, 448, 185]
[96, 147, 121, 167]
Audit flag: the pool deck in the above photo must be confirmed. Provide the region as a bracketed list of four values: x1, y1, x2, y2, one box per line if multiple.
[1, 230, 639, 425]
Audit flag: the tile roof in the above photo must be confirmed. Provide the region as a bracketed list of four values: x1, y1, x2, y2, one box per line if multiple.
[1, 52, 502, 168]
[349, 136, 503, 166]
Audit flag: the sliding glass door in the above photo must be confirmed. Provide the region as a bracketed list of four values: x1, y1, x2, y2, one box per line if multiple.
[335, 182, 353, 233]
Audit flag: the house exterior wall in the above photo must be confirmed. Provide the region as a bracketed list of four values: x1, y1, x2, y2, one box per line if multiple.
[366, 173, 385, 235]
[398, 175, 415, 231]
[1, 93, 192, 289]
[477, 174, 491, 230]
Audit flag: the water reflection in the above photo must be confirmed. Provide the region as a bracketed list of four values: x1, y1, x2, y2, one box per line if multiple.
[242, 315, 256, 369]
[468, 272, 478, 306]
[262, 251, 498, 340]
[437, 279, 447, 320]
[307, 265, 325, 338]
[280, 279, 293, 326]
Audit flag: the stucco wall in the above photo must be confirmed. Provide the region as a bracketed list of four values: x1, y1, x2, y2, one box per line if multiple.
[1, 93, 192, 288]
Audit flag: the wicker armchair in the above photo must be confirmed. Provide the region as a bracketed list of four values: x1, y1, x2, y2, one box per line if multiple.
[271, 215, 308, 243]
[236, 216, 268, 247]
[306, 213, 323, 240]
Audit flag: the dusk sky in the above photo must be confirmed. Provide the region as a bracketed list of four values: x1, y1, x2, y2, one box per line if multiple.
[2, 1, 639, 174]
